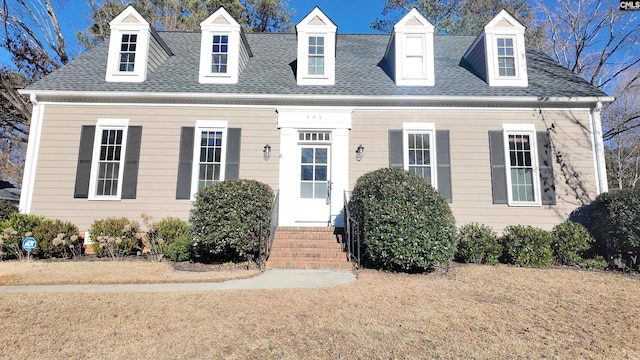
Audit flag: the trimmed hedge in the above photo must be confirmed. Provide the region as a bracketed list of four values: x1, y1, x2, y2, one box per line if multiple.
[31, 219, 81, 259]
[0, 213, 45, 260]
[589, 188, 640, 258]
[146, 217, 191, 262]
[455, 223, 501, 265]
[501, 225, 554, 267]
[550, 221, 594, 266]
[89, 217, 144, 259]
[349, 168, 457, 272]
[190, 179, 274, 262]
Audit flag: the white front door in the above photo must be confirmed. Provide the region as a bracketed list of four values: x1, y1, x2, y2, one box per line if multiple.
[296, 144, 331, 224]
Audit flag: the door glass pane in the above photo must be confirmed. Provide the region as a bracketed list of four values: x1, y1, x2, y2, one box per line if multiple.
[315, 166, 327, 181]
[314, 183, 327, 199]
[300, 183, 313, 198]
[301, 165, 313, 181]
[301, 148, 313, 163]
[315, 148, 327, 164]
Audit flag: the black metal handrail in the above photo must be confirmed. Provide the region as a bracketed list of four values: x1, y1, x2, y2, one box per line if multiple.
[258, 191, 279, 270]
[343, 191, 361, 269]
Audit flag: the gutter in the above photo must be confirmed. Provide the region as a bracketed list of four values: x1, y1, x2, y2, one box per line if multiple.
[19, 89, 615, 106]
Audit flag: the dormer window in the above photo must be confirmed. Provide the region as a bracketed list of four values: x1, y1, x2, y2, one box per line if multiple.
[295, 7, 337, 86]
[384, 8, 435, 86]
[199, 7, 251, 84]
[211, 35, 229, 73]
[496, 37, 516, 77]
[119, 34, 137, 72]
[308, 36, 325, 75]
[462, 9, 528, 87]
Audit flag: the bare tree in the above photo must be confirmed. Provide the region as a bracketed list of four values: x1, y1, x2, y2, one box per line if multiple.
[77, 0, 294, 49]
[370, 0, 545, 47]
[0, 0, 71, 186]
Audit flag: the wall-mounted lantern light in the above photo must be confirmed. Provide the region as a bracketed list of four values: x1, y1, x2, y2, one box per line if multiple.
[263, 144, 271, 161]
[356, 144, 364, 161]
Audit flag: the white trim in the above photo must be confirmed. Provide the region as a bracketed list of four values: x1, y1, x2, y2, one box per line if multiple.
[402, 122, 437, 187]
[88, 119, 130, 201]
[502, 123, 541, 206]
[19, 95, 44, 214]
[590, 102, 608, 194]
[277, 107, 353, 129]
[190, 120, 229, 201]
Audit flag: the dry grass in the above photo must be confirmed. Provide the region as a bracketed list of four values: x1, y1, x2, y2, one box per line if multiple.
[1, 264, 639, 359]
[0, 260, 259, 285]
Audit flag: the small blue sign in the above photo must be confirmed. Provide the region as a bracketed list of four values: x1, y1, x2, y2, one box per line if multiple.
[22, 237, 37, 252]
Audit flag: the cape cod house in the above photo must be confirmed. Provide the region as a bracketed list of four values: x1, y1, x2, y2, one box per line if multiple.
[19, 6, 612, 244]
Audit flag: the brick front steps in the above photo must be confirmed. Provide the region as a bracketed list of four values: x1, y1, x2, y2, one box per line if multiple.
[266, 227, 354, 270]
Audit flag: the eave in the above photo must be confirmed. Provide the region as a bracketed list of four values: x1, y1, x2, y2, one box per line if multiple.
[19, 89, 615, 108]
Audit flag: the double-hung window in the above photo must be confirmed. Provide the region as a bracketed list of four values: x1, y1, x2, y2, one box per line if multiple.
[496, 37, 516, 77]
[119, 34, 137, 72]
[404, 35, 425, 78]
[502, 125, 541, 205]
[89, 119, 129, 200]
[403, 124, 437, 186]
[211, 35, 228, 74]
[191, 121, 228, 193]
[308, 36, 325, 75]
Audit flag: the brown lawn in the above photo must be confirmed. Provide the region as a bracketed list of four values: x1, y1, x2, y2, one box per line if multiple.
[0, 263, 639, 359]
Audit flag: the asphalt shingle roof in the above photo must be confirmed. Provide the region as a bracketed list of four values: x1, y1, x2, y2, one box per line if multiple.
[26, 32, 607, 99]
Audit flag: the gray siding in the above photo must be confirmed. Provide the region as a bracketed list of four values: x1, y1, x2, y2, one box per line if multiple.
[31, 104, 279, 231]
[349, 107, 597, 233]
[147, 37, 170, 73]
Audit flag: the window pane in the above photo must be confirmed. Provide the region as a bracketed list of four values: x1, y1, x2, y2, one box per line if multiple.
[300, 183, 313, 198]
[314, 183, 327, 199]
[315, 166, 327, 181]
[301, 148, 313, 163]
[315, 149, 327, 164]
[301, 165, 313, 180]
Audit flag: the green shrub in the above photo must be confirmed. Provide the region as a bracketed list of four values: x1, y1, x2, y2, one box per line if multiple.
[550, 221, 594, 266]
[349, 168, 457, 272]
[31, 219, 81, 259]
[0, 213, 45, 260]
[145, 216, 191, 262]
[89, 217, 144, 259]
[190, 179, 274, 262]
[576, 256, 608, 270]
[455, 223, 501, 265]
[501, 225, 553, 267]
[589, 188, 640, 258]
[0, 200, 17, 222]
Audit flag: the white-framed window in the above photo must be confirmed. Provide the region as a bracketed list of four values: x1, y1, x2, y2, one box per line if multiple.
[211, 35, 229, 74]
[503, 124, 541, 206]
[88, 119, 129, 200]
[403, 123, 437, 186]
[308, 36, 325, 76]
[118, 34, 137, 72]
[403, 35, 425, 78]
[496, 37, 516, 77]
[191, 120, 228, 198]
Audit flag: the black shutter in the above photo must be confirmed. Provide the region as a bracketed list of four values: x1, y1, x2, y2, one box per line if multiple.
[488, 130, 508, 204]
[74, 126, 95, 199]
[436, 130, 452, 203]
[537, 131, 556, 205]
[176, 127, 194, 200]
[388, 129, 403, 169]
[225, 128, 242, 180]
[121, 126, 142, 199]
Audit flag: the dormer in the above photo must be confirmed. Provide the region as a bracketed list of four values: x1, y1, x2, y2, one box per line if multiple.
[105, 6, 172, 83]
[384, 8, 435, 86]
[463, 9, 528, 87]
[295, 7, 337, 86]
[199, 7, 252, 84]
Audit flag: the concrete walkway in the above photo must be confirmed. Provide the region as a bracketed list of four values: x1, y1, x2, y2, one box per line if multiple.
[0, 269, 357, 293]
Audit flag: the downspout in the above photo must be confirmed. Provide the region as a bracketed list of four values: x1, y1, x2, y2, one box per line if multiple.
[591, 101, 608, 194]
[18, 94, 43, 214]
